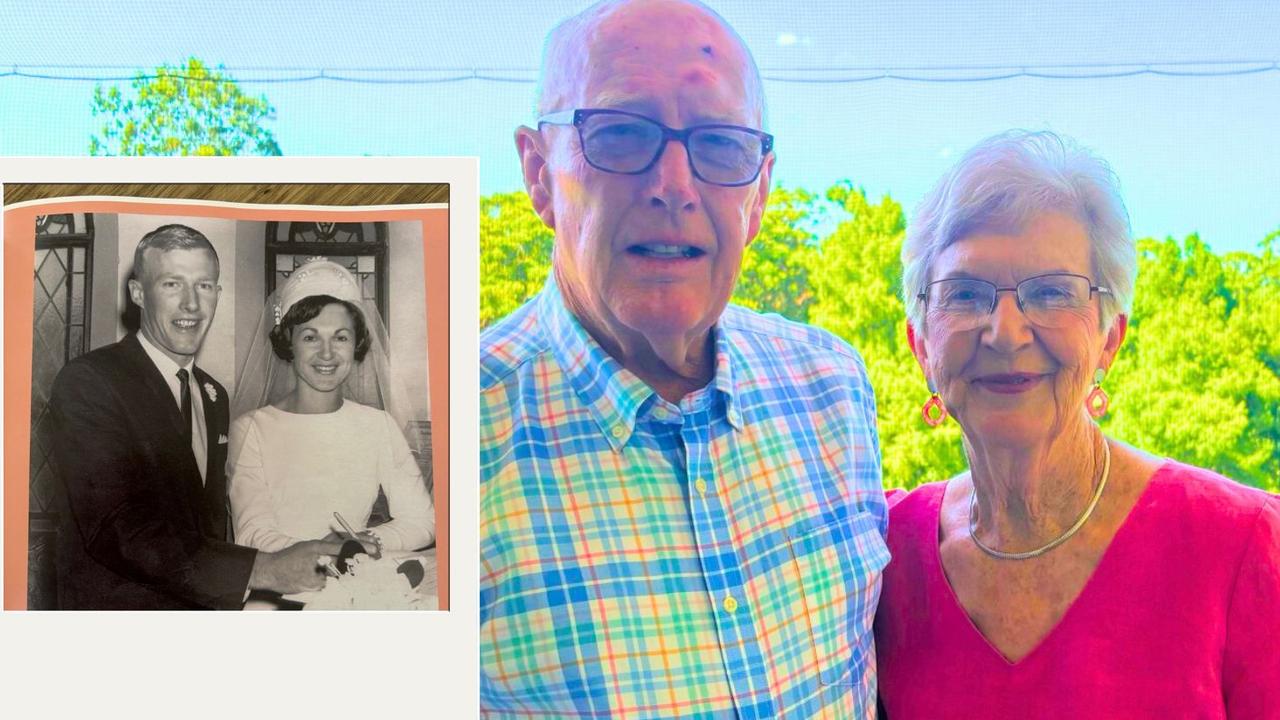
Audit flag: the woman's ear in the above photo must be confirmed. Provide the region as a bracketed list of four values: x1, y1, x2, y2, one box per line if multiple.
[516, 126, 555, 229]
[906, 321, 929, 375]
[1099, 313, 1128, 371]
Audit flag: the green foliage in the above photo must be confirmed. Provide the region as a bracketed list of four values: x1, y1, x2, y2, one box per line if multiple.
[90, 58, 281, 156]
[480, 191, 554, 327]
[732, 187, 820, 322]
[1103, 233, 1280, 490]
[808, 184, 967, 489]
[478, 186, 1280, 491]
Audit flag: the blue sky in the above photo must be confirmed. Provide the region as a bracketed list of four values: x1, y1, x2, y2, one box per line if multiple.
[2, 1, 1278, 253]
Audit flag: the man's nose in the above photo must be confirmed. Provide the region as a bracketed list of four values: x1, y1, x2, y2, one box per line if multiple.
[646, 139, 699, 213]
[180, 285, 200, 312]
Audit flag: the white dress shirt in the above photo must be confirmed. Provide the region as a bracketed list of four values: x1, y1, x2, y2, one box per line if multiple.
[136, 331, 209, 484]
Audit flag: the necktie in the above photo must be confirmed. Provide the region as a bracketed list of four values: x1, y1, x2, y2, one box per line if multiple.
[176, 368, 192, 448]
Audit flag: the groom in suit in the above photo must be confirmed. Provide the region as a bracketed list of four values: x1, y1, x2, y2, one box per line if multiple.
[50, 223, 342, 609]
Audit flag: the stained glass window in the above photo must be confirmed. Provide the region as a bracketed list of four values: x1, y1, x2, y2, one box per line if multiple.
[30, 214, 94, 516]
[264, 221, 388, 321]
[29, 213, 94, 609]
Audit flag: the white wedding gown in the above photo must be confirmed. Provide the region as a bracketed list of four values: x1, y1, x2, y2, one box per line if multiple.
[228, 400, 435, 553]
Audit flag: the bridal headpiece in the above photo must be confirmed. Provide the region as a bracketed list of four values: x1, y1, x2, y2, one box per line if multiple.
[272, 257, 362, 326]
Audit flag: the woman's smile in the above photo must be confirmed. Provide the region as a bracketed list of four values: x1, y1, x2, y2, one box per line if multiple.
[970, 372, 1050, 394]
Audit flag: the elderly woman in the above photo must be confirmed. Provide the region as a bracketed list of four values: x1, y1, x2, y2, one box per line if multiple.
[874, 131, 1279, 718]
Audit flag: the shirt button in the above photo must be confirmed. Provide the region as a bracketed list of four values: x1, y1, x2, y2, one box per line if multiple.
[610, 425, 625, 439]
[722, 595, 738, 614]
[694, 478, 708, 495]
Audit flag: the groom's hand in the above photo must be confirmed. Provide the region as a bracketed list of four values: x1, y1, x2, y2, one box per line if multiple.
[248, 539, 346, 594]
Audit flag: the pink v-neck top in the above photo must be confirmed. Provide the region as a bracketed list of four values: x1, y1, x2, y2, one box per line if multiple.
[875, 461, 1280, 719]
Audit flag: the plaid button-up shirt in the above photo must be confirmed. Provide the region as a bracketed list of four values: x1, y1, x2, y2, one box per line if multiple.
[481, 279, 889, 719]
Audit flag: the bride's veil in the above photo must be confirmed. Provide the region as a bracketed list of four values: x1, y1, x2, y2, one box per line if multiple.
[228, 258, 429, 490]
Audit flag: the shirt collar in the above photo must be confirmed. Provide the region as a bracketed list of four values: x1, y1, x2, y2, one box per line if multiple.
[711, 322, 744, 430]
[136, 330, 194, 383]
[537, 276, 744, 451]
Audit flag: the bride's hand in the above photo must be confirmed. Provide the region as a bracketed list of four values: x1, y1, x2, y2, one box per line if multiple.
[353, 531, 383, 559]
[322, 530, 382, 559]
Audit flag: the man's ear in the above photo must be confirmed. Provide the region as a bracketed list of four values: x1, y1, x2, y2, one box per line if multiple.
[127, 277, 144, 308]
[743, 152, 774, 247]
[516, 126, 556, 230]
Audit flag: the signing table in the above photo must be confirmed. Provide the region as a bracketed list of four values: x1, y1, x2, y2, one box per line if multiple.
[245, 547, 438, 610]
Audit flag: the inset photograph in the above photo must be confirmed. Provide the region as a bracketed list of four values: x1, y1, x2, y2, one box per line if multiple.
[5, 186, 450, 611]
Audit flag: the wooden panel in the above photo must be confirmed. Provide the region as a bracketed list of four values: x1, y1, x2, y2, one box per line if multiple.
[5, 183, 449, 206]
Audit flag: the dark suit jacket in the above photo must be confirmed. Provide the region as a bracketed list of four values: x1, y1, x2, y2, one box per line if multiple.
[50, 333, 257, 609]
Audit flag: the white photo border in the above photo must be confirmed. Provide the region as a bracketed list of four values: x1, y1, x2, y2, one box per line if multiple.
[0, 157, 481, 719]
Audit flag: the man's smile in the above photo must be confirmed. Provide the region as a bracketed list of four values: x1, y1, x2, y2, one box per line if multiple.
[626, 242, 706, 259]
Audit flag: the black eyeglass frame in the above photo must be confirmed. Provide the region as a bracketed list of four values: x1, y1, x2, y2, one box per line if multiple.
[537, 108, 775, 187]
[917, 272, 1113, 316]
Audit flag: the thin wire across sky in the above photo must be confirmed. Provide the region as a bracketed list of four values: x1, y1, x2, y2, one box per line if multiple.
[3, 59, 1277, 84]
[2, 1, 1277, 254]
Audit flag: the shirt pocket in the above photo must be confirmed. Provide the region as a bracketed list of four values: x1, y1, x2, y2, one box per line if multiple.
[783, 510, 890, 686]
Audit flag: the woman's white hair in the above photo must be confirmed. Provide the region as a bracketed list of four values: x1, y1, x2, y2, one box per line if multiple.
[901, 130, 1135, 331]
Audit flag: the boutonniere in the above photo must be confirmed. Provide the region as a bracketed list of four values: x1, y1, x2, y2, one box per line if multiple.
[203, 382, 218, 403]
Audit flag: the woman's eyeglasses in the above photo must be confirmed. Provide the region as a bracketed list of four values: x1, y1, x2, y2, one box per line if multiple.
[919, 273, 1111, 330]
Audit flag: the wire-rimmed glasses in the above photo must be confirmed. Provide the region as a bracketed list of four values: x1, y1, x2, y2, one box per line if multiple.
[537, 108, 773, 187]
[918, 272, 1112, 330]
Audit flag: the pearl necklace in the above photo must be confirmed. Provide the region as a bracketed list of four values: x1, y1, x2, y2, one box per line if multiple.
[968, 437, 1110, 561]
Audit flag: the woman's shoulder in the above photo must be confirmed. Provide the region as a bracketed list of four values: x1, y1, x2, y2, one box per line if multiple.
[1146, 459, 1278, 522]
[885, 480, 949, 534]
[888, 479, 951, 509]
[1134, 460, 1279, 564]
[338, 399, 397, 422]
[232, 402, 389, 427]
[231, 405, 273, 431]
[337, 400, 403, 432]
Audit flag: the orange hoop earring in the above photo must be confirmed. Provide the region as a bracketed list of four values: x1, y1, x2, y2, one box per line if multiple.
[1086, 368, 1109, 418]
[922, 379, 948, 427]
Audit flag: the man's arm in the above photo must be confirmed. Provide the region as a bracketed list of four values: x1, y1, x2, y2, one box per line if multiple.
[51, 360, 256, 609]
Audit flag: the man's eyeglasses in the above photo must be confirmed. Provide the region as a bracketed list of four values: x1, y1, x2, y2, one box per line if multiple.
[537, 108, 774, 187]
[918, 273, 1112, 330]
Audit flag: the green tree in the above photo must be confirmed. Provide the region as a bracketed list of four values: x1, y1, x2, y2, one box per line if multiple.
[476, 186, 1280, 491]
[90, 58, 281, 156]
[808, 183, 966, 489]
[479, 186, 824, 329]
[1104, 232, 1280, 490]
[732, 187, 821, 322]
[480, 191, 554, 328]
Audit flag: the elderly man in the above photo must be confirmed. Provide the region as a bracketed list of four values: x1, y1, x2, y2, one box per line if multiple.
[51, 223, 344, 609]
[480, 1, 888, 716]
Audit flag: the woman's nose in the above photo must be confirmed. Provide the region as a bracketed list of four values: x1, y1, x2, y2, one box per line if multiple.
[983, 292, 1034, 351]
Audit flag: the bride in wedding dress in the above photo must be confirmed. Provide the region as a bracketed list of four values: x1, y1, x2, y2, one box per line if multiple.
[227, 258, 434, 554]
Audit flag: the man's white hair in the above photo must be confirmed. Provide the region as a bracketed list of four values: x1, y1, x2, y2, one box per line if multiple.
[533, 0, 767, 128]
